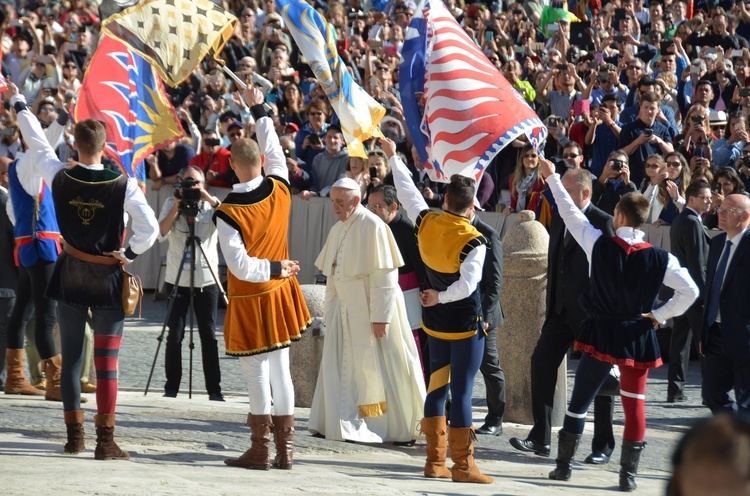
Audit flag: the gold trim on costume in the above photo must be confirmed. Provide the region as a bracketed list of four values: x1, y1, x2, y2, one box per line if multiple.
[427, 364, 451, 394]
[421, 321, 477, 341]
[359, 401, 387, 418]
[64, 170, 122, 184]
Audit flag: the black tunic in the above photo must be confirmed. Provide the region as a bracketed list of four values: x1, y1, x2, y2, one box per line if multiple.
[576, 236, 668, 369]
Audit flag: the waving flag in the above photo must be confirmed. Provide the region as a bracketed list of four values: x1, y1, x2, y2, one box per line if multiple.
[276, 0, 385, 159]
[101, 0, 237, 87]
[73, 35, 184, 187]
[401, 0, 546, 183]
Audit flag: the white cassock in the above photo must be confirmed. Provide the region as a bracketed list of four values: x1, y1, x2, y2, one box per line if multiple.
[309, 204, 426, 443]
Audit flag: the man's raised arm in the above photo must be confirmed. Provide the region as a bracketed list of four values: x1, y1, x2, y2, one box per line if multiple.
[381, 138, 428, 224]
[539, 158, 603, 265]
[9, 84, 65, 186]
[244, 87, 287, 182]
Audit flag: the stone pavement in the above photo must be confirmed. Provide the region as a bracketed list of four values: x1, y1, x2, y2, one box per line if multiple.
[0, 295, 710, 495]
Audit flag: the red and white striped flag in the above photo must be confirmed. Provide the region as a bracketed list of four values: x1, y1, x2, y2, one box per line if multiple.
[401, 0, 546, 183]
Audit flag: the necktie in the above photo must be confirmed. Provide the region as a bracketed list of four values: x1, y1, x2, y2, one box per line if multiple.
[706, 240, 733, 325]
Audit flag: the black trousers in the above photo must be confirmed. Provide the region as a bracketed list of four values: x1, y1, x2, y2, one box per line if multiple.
[164, 283, 221, 396]
[0, 296, 16, 387]
[479, 326, 506, 426]
[667, 302, 704, 398]
[6, 262, 57, 358]
[702, 323, 750, 415]
[528, 311, 616, 453]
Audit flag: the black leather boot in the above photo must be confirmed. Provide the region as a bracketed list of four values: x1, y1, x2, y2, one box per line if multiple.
[619, 440, 646, 492]
[548, 430, 581, 481]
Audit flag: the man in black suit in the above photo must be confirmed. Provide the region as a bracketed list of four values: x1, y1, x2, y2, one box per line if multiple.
[469, 209, 506, 436]
[510, 168, 618, 463]
[667, 181, 712, 403]
[701, 194, 750, 414]
[0, 157, 17, 389]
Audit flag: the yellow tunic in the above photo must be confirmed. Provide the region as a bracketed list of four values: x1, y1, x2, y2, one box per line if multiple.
[217, 178, 311, 356]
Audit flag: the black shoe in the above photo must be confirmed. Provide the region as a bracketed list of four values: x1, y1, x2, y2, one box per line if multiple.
[163, 391, 177, 398]
[584, 451, 611, 464]
[666, 393, 687, 403]
[392, 439, 416, 447]
[509, 437, 550, 456]
[476, 424, 503, 436]
[208, 393, 225, 402]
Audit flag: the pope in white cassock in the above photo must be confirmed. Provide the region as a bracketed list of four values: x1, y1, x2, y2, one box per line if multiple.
[309, 178, 426, 443]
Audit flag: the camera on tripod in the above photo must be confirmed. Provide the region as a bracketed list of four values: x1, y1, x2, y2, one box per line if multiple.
[174, 176, 202, 218]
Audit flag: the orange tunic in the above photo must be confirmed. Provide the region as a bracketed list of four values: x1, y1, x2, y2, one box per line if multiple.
[216, 178, 310, 356]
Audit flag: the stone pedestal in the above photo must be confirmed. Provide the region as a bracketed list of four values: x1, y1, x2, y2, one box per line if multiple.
[498, 211, 566, 426]
[290, 284, 326, 407]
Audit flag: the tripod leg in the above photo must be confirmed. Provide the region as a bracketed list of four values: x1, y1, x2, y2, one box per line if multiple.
[196, 240, 229, 307]
[144, 237, 191, 396]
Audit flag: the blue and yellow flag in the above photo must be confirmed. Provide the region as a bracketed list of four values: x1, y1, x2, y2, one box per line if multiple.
[277, 0, 385, 158]
[73, 35, 184, 188]
[101, 0, 237, 87]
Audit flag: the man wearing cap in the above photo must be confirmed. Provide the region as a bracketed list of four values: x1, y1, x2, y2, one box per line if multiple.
[309, 176, 425, 444]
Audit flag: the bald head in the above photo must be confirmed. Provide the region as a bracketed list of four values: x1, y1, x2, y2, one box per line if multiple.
[230, 138, 262, 182]
[718, 194, 750, 238]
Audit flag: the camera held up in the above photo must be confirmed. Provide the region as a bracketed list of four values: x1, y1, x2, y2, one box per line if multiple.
[174, 177, 202, 219]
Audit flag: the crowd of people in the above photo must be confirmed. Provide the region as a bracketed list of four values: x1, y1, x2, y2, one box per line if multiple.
[0, 0, 749, 493]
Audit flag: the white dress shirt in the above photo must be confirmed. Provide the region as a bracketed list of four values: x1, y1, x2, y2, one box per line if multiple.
[12, 94, 158, 256]
[216, 114, 288, 283]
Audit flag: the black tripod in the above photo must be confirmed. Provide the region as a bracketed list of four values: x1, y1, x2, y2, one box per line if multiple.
[144, 213, 228, 398]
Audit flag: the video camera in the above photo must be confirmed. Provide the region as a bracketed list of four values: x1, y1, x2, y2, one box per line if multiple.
[174, 176, 202, 219]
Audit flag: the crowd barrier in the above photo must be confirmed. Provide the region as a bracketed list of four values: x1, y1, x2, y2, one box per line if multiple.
[128, 182, 718, 289]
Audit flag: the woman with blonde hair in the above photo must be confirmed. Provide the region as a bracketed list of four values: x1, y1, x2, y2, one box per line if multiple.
[504, 145, 550, 226]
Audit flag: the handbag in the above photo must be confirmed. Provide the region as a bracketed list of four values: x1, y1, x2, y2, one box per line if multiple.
[63, 243, 142, 317]
[122, 269, 143, 317]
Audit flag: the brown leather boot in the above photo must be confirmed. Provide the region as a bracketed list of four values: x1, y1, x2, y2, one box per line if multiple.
[44, 355, 86, 403]
[4, 349, 44, 396]
[94, 414, 130, 460]
[420, 416, 452, 479]
[448, 426, 493, 484]
[63, 410, 85, 454]
[271, 415, 295, 469]
[225, 414, 273, 470]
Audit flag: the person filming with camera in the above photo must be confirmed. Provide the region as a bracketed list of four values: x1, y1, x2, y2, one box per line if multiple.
[157, 166, 224, 401]
[592, 150, 637, 216]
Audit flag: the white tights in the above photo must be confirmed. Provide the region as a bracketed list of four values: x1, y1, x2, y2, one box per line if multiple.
[239, 347, 294, 416]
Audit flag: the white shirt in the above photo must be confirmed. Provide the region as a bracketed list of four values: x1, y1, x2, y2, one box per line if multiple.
[216, 114, 288, 283]
[547, 173, 699, 324]
[390, 155, 486, 304]
[6, 118, 69, 225]
[12, 94, 158, 257]
[158, 197, 219, 288]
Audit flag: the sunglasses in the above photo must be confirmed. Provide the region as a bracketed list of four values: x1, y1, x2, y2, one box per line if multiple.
[645, 163, 661, 169]
[666, 161, 682, 167]
[377, 66, 390, 72]
[563, 153, 579, 159]
[308, 111, 323, 116]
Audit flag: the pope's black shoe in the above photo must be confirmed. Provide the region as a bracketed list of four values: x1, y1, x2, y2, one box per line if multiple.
[475, 423, 503, 436]
[509, 437, 551, 456]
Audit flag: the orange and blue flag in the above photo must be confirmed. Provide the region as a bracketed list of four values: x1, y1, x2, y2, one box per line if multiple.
[73, 34, 184, 187]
